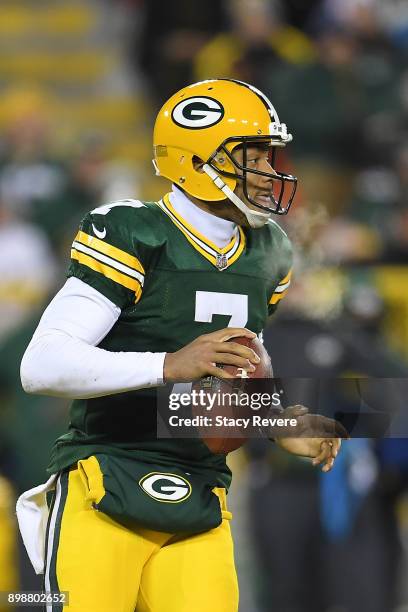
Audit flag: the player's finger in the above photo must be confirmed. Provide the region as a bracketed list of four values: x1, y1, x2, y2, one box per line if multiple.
[322, 442, 337, 470]
[321, 440, 341, 471]
[214, 341, 260, 364]
[330, 438, 341, 457]
[206, 328, 257, 342]
[213, 352, 256, 372]
[322, 456, 335, 472]
[206, 364, 234, 380]
[312, 441, 332, 466]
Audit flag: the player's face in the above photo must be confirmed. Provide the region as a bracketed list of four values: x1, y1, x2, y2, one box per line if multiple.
[189, 144, 279, 227]
[232, 144, 278, 212]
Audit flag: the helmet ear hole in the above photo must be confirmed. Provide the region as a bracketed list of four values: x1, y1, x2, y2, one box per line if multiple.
[212, 151, 239, 179]
[192, 155, 205, 174]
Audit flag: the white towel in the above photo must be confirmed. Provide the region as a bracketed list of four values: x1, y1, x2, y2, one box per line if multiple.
[16, 474, 57, 575]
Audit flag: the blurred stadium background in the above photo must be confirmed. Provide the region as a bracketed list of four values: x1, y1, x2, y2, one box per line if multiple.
[0, 0, 407, 610]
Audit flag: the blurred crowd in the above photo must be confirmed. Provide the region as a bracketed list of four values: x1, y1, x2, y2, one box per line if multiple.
[0, 0, 407, 610]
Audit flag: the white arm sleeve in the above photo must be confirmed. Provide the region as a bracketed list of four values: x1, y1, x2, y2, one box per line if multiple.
[20, 277, 166, 399]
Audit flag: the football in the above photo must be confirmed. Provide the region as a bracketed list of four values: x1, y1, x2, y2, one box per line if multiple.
[192, 335, 273, 454]
[218, 335, 273, 379]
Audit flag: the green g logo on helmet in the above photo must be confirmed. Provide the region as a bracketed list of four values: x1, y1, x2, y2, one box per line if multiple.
[172, 96, 225, 129]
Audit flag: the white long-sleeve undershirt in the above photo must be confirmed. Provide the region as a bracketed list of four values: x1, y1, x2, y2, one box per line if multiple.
[20, 277, 166, 398]
[20, 186, 237, 400]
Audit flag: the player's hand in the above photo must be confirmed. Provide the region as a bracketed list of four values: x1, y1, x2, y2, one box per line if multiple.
[274, 405, 349, 472]
[163, 328, 260, 382]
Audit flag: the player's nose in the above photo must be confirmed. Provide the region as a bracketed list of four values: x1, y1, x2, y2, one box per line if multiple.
[259, 157, 277, 182]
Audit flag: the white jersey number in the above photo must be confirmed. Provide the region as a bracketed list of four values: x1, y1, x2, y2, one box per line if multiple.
[171, 291, 248, 397]
[194, 291, 248, 327]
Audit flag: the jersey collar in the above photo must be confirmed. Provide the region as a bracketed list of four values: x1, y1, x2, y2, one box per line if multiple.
[170, 185, 236, 248]
[157, 188, 246, 271]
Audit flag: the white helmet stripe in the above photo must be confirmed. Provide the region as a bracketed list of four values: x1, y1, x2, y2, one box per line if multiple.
[224, 79, 280, 123]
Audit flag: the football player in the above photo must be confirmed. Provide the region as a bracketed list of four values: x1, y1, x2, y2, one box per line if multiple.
[19, 79, 345, 611]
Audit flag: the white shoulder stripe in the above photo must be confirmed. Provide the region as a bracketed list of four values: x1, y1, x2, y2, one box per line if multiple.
[273, 280, 291, 293]
[91, 199, 146, 216]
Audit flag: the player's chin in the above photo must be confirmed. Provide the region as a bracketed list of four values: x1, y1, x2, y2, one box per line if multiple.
[246, 194, 274, 215]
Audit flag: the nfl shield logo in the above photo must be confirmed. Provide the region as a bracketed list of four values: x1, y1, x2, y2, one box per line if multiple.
[216, 254, 228, 270]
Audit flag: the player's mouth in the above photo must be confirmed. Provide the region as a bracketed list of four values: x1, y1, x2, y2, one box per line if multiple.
[253, 192, 274, 207]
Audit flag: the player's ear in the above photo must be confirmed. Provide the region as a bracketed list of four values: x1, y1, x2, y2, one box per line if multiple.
[192, 155, 205, 174]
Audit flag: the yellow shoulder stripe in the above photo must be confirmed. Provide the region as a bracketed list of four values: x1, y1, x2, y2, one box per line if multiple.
[75, 230, 145, 275]
[71, 249, 142, 303]
[269, 269, 292, 304]
[279, 269, 292, 285]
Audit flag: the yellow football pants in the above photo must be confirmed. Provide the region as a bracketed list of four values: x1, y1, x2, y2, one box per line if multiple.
[0, 476, 18, 612]
[44, 468, 238, 612]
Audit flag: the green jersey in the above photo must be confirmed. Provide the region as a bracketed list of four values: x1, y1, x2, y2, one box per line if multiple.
[48, 193, 293, 488]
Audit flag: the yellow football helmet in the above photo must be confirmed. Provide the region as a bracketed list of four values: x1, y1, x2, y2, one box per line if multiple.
[153, 79, 297, 224]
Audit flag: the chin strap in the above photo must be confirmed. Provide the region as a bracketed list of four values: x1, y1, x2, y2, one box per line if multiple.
[202, 164, 271, 229]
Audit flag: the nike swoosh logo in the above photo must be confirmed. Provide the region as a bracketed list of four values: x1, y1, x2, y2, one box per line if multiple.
[92, 224, 106, 239]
